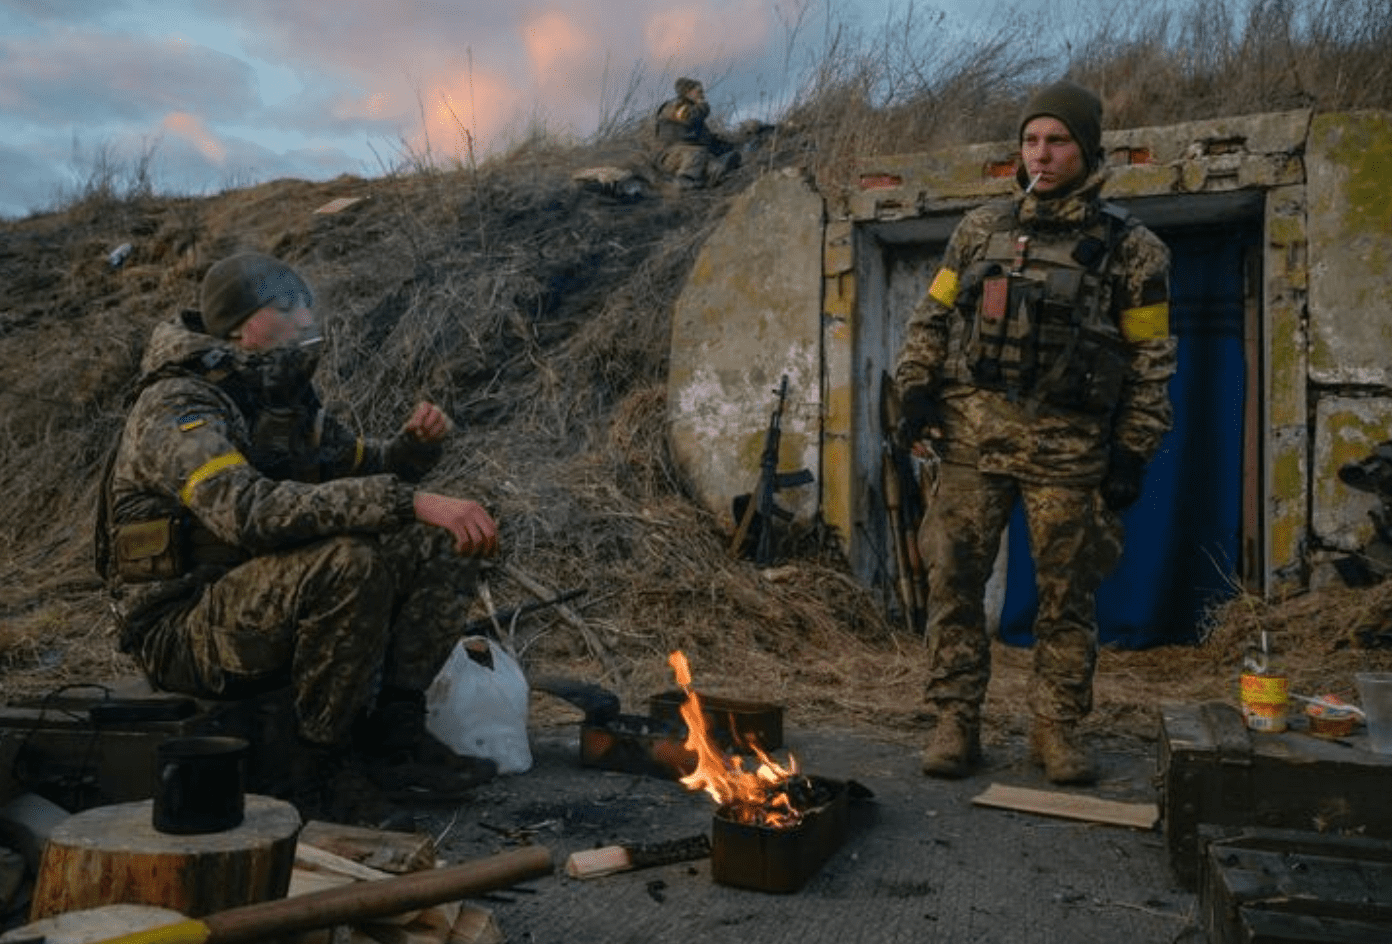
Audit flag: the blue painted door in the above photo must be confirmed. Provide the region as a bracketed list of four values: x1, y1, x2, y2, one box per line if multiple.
[999, 226, 1255, 649]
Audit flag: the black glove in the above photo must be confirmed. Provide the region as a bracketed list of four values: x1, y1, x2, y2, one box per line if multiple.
[1101, 449, 1147, 512]
[899, 385, 942, 443]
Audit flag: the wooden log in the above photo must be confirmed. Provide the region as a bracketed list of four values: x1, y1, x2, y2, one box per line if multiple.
[29, 794, 300, 921]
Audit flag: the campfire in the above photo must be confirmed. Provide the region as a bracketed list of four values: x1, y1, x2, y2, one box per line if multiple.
[666, 650, 812, 826]
[667, 651, 851, 892]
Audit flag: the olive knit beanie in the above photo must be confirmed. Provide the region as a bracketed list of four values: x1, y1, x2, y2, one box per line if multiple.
[199, 252, 313, 339]
[1018, 79, 1104, 172]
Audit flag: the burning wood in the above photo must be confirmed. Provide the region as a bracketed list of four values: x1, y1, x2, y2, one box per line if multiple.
[667, 651, 816, 829]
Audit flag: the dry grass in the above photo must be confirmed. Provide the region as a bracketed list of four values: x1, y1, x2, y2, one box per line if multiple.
[3, 0, 1392, 743]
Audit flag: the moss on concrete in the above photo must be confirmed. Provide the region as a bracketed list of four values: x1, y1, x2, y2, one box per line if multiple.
[1316, 113, 1392, 237]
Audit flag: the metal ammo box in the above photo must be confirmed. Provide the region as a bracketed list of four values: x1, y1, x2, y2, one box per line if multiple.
[1200, 828, 1392, 943]
[1158, 701, 1392, 890]
[0, 679, 296, 811]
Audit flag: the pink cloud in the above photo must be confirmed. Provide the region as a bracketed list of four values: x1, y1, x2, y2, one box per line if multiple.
[523, 11, 598, 83]
[162, 112, 228, 164]
[409, 68, 526, 162]
[644, 0, 772, 64]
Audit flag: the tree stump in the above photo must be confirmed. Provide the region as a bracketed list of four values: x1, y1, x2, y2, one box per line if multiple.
[29, 794, 300, 921]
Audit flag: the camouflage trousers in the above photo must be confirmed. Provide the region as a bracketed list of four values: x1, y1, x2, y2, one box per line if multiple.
[133, 525, 480, 746]
[658, 144, 738, 187]
[918, 461, 1124, 723]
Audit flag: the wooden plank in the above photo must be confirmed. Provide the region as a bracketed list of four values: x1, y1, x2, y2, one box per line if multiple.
[300, 820, 437, 874]
[971, 783, 1158, 830]
[446, 905, 504, 944]
[296, 842, 394, 882]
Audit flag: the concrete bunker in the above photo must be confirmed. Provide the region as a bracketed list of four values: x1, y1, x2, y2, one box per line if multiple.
[667, 109, 1392, 646]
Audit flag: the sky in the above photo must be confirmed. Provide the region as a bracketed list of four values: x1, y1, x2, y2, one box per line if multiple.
[0, 0, 1048, 219]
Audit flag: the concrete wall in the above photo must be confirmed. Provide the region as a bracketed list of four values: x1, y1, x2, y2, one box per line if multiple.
[669, 109, 1392, 603]
[666, 167, 824, 537]
[1305, 111, 1392, 584]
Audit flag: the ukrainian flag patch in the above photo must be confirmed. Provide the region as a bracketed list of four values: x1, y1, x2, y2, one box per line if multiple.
[177, 414, 208, 432]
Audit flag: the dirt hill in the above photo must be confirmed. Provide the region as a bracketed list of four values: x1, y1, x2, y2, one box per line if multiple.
[2, 113, 1390, 751]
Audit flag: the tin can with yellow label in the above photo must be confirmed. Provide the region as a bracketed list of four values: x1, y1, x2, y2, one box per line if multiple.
[1240, 672, 1288, 732]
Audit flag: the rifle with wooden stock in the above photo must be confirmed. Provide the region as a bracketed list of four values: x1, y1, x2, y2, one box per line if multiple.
[880, 372, 929, 633]
[729, 374, 813, 566]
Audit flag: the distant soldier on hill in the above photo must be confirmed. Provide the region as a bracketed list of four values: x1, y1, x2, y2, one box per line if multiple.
[95, 251, 501, 823]
[653, 77, 741, 190]
[894, 80, 1176, 785]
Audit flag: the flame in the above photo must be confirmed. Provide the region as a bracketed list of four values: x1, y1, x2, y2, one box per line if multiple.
[667, 650, 803, 828]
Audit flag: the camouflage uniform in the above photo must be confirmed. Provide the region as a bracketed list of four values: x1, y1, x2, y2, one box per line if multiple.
[894, 165, 1176, 727]
[98, 313, 479, 747]
[653, 82, 738, 188]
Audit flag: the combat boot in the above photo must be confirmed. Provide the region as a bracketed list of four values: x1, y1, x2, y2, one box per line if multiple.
[920, 711, 980, 779]
[354, 689, 498, 799]
[287, 740, 394, 828]
[1029, 718, 1095, 785]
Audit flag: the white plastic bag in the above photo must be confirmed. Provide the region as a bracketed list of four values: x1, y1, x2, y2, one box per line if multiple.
[424, 636, 532, 774]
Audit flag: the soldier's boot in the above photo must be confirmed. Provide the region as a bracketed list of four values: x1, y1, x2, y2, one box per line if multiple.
[920, 711, 981, 779]
[1029, 718, 1095, 785]
[354, 689, 498, 797]
[288, 740, 396, 828]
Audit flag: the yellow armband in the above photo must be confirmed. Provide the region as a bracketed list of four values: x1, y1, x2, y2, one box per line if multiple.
[928, 268, 959, 308]
[1119, 302, 1170, 342]
[180, 451, 247, 505]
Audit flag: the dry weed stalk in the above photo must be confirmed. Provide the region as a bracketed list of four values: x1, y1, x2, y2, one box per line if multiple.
[2, 0, 1391, 729]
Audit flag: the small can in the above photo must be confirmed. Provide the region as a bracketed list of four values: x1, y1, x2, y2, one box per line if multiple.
[1240, 672, 1288, 732]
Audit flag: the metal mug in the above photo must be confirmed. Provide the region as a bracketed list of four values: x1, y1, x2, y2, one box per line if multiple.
[151, 735, 248, 834]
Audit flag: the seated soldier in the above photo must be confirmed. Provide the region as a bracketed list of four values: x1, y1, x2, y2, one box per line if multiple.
[96, 251, 501, 822]
[653, 77, 741, 189]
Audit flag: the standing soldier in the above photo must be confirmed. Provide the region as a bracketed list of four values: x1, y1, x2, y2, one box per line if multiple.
[653, 77, 740, 189]
[97, 251, 501, 821]
[894, 80, 1176, 784]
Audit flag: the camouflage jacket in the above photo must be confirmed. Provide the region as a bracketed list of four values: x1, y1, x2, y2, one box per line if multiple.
[98, 313, 437, 647]
[654, 96, 715, 149]
[893, 168, 1176, 486]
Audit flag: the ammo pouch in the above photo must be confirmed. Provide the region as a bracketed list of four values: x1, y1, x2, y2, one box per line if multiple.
[113, 518, 186, 582]
[955, 263, 1125, 414]
[113, 517, 247, 583]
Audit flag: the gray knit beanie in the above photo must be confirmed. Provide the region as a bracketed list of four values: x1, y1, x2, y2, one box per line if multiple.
[1018, 79, 1104, 172]
[199, 252, 313, 339]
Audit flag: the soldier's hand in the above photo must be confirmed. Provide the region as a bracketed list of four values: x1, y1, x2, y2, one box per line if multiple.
[1100, 449, 1147, 512]
[402, 401, 454, 444]
[899, 385, 943, 443]
[413, 492, 499, 557]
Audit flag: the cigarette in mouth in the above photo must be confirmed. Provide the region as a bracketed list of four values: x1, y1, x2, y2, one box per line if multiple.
[1025, 172, 1043, 194]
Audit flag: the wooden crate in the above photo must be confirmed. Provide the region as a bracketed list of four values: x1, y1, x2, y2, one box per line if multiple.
[1157, 701, 1392, 889]
[1201, 828, 1392, 943]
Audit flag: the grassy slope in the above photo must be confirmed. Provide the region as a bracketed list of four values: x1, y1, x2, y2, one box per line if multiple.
[2, 0, 1391, 741]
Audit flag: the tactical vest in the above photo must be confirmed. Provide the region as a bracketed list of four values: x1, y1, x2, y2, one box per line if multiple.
[944, 203, 1135, 414]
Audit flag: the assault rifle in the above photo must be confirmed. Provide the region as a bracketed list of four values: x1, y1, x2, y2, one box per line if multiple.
[729, 375, 814, 566]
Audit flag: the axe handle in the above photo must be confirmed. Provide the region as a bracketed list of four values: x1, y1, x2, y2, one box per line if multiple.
[93, 846, 553, 944]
